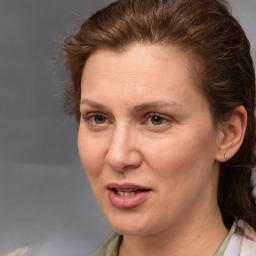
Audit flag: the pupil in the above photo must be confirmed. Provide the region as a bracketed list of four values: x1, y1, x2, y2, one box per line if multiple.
[95, 115, 105, 124]
[152, 116, 163, 125]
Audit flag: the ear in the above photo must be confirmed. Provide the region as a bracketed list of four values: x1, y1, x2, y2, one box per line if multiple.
[215, 106, 247, 162]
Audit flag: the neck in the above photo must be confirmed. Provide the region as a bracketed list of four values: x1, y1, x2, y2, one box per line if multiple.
[119, 192, 228, 256]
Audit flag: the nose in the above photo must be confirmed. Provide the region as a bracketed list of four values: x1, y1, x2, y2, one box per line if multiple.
[105, 125, 142, 172]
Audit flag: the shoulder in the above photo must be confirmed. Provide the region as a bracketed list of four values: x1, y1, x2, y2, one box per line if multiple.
[224, 219, 256, 256]
[240, 220, 256, 256]
[91, 233, 122, 256]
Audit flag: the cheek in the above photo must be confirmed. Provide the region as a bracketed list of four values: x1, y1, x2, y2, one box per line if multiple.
[144, 129, 217, 185]
[78, 133, 106, 179]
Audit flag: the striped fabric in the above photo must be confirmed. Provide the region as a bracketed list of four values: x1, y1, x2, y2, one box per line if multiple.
[224, 220, 256, 256]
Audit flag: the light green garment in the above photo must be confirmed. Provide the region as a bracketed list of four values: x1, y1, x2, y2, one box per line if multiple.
[92, 234, 122, 256]
[215, 219, 237, 256]
[92, 220, 237, 256]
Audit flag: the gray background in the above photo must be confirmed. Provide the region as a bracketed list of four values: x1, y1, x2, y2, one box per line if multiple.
[0, 0, 255, 255]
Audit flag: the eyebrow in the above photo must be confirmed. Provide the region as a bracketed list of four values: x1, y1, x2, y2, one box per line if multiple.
[80, 99, 108, 110]
[133, 101, 180, 111]
[80, 98, 180, 112]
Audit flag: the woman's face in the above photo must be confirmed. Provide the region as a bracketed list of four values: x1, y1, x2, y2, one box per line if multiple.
[78, 44, 222, 236]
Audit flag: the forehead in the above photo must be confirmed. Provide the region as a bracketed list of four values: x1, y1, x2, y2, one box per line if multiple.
[80, 44, 206, 110]
[82, 44, 195, 89]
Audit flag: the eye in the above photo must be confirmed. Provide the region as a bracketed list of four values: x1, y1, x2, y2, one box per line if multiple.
[92, 114, 106, 124]
[150, 115, 165, 125]
[85, 113, 108, 125]
[144, 113, 170, 126]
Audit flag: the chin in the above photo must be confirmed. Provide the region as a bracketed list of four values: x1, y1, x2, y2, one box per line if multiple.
[112, 225, 151, 236]
[105, 211, 158, 236]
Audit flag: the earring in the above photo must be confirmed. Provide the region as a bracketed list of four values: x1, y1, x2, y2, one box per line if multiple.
[224, 153, 228, 161]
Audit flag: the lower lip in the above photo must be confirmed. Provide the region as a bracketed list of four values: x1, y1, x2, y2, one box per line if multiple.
[108, 189, 151, 208]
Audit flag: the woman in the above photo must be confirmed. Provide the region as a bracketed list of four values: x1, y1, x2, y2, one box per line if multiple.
[62, 0, 256, 255]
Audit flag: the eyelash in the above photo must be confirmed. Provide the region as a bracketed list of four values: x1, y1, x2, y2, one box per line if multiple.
[83, 113, 109, 125]
[82, 112, 171, 127]
[144, 113, 170, 126]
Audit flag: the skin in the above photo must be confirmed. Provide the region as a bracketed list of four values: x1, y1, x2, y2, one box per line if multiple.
[78, 44, 246, 256]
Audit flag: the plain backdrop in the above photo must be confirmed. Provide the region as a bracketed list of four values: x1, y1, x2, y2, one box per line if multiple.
[0, 0, 255, 255]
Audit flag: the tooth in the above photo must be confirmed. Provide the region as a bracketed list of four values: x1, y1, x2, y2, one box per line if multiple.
[117, 191, 125, 196]
[116, 189, 138, 192]
[116, 190, 138, 196]
[124, 189, 136, 192]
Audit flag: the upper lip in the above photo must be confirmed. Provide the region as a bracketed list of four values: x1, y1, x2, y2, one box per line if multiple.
[107, 183, 151, 191]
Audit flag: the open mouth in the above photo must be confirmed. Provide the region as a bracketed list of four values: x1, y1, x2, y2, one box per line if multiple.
[113, 188, 146, 197]
[107, 184, 151, 208]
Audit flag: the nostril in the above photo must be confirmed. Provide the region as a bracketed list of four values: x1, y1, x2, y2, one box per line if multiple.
[106, 161, 128, 172]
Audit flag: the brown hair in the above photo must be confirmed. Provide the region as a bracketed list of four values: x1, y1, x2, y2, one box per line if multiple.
[62, 0, 256, 229]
